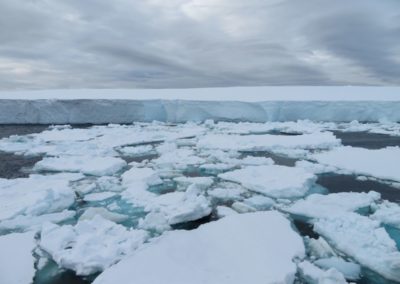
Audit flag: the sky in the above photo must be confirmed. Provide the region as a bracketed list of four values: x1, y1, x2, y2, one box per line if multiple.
[0, 0, 400, 90]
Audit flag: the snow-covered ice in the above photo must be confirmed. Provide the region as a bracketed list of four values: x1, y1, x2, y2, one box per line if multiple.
[93, 212, 305, 284]
[0, 231, 36, 284]
[284, 191, 381, 219]
[314, 257, 361, 281]
[219, 165, 316, 199]
[311, 146, 400, 182]
[35, 156, 127, 176]
[298, 261, 347, 284]
[40, 216, 149, 275]
[314, 212, 400, 281]
[0, 174, 79, 222]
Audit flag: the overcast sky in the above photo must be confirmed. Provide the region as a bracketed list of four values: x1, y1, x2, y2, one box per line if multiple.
[1, 0, 400, 89]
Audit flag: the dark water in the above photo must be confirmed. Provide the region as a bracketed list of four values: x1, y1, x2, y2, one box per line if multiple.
[333, 131, 400, 149]
[317, 173, 400, 203]
[0, 152, 42, 178]
[0, 124, 48, 139]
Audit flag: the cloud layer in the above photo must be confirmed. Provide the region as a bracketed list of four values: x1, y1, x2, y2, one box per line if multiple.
[1, 0, 399, 89]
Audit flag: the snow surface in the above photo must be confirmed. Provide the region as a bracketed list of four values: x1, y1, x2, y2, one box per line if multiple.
[0, 231, 36, 284]
[219, 165, 316, 199]
[93, 212, 305, 284]
[311, 146, 400, 182]
[40, 216, 149, 275]
[297, 261, 347, 284]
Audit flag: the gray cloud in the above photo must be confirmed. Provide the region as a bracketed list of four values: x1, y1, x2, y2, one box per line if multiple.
[0, 0, 399, 89]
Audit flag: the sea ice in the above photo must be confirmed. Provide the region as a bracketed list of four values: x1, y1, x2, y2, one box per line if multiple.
[371, 201, 400, 229]
[0, 231, 36, 284]
[219, 165, 316, 199]
[314, 212, 400, 281]
[298, 261, 347, 284]
[93, 212, 305, 284]
[311, 146, 400, 182]
[314, 257, 361, 281]
[0, 174, 78, 222]
[197, 132, 340, 151]
[78, 207, 128, 223]
[40, 216, 149, 276]
[284, 191, 381, 219]
[35, 156, 127, 176]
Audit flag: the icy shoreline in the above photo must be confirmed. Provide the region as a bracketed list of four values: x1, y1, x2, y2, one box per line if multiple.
[1, 99, 400, 124]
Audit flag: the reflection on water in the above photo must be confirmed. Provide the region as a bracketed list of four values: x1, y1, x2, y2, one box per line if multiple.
[333, 131, 400, 149]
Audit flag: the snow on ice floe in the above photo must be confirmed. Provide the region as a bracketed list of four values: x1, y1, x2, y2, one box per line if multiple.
[297, 261, 347, 284]
[314, 212, 400, 281]
[311, 146, 400, 182]
[314, 257, 361, 281]
[0, 210, 75, 232]
[0, 231, 36, 284]
[35, 156, 127, 176]
[40, 216, 149, 276]
[197, 131, 340, 152]
[0, 173, 81, 222]
[93, 212, 305, 284]
[219, 165, 316, 199]
[284, 191, 381, 219]
[371, 201, 400, 229]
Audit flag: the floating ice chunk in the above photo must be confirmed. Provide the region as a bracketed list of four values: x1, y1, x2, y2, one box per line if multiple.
[231, 201, 256, 213]
[122, 167, 162, 186]
[305, 237, 337, 259]
[0, 174, 77, 221]
[219, 165, 316, 199]
[295, 160, 340, 175]
[35, 156, 127, 176]
[197, 132, 340, 151]
[0, 231, 36, 284]
[314, 212, 400, 281]
[240, 156, 274, 166]
[371, 201, 400, 229]
[146, 185, 212, 225]
[173, 176, 214, 191]
[118, 145, 154, 156]
[153, 147, 205, 170]
[207, 186, 246, 201]
[311, 146, 400, 182]
[298, 261, 347, 284]
[243, 195, 275, 210]
[138, 211, 171, 233]
[79, 207, 128, 223]
[121, 167, 162, 205]
[40, 216, 149, 276]
[83, 192, 117, 202]
[284, 191, 381, 219]
[216, 206, 238, 218]
[0, 210, 75, 232]
[199, 163, 236, 173]
[94, 212, 305, 284]
[314, 257, 361, 281]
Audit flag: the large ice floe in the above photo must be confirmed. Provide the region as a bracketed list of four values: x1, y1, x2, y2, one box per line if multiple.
[219, 165, 316, 199]
[311, 146, 400, 182]
[0, 120, 400, 283]
[94, 212, 305, 284]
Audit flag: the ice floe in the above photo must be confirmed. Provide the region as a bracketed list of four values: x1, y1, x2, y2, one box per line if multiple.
[0, 174, 79, 222]
[35, 156, 127, 176]
[314, 257, 361, 281]
[314, 212, 400, 281]
[219, 165, 316, 199]
[40, 216, 149, 275]
[0, 231, 36, 284]
[311, 146, 400, 182]
[298, 261, 347, 284]
[284, 191, 381, 219]
[94, 212, 305, 284]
